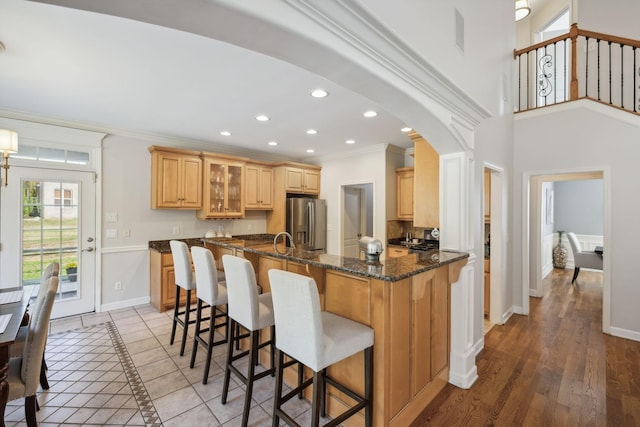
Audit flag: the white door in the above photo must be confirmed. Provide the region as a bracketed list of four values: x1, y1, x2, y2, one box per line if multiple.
[0, 167, 96, 318]
[343, 187, 363, 258]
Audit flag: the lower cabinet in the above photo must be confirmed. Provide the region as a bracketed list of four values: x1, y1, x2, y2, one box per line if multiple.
[388, 246, 409, 258]
[149, 250, 197, 312]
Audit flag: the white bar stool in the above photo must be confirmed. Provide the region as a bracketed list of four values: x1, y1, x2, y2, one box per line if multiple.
[169, 240, 198, 356]
[268, 269, 374, 427]
[220, 254, 276, 427]
[190, 246, 229, 384]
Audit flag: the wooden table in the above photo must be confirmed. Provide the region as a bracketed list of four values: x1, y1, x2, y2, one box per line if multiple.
[0, 287, 33, 427]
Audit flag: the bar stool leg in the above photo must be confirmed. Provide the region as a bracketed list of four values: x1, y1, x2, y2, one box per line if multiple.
[179, 289, 191, 356]
[311, 371, 322, 427]
[320, 368, 327, 418]
[241, 330, 260, 427]
[272, 349, 284, 427]
[190, 299, 203, 369]
[364, 346, 373, 427]
[170, 285, 180, 345]
[221, 318, 236, 405]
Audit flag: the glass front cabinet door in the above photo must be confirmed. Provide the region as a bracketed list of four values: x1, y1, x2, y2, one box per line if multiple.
[198, 156, 245, 219]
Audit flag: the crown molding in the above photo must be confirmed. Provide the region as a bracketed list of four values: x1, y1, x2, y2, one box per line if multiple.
[284, 0, 491, 128]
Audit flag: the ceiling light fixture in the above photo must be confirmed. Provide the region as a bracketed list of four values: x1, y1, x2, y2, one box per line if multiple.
[401, 127, 413, 133]
[268, 141, 278, 146]
[363, 110, 378, 118]
[220, 131, 231, 136]
[345, 139, 355, 145]
[0, 129, 18, 186]
[310, 89, 328, 98]
[256, 114, 270, 122]
[515, 0, 531, 21]
[306, 129, 318, 135]
[306, 149, 315, 153]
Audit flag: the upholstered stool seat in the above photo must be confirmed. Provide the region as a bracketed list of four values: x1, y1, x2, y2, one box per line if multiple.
[220, 254, 276, 427]
[190, 246, 229, 384]
[268, 269, 374, 427]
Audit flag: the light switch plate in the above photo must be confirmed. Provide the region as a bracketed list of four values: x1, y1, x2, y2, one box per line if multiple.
[106, 229, 117, 239]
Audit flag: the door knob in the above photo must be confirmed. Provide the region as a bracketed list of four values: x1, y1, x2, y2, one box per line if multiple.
[82, 247, 95, 252]
[87, 237, 94, 242]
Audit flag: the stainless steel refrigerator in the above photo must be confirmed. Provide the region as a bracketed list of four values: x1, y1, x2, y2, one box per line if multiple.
[286, 198, 327, 251]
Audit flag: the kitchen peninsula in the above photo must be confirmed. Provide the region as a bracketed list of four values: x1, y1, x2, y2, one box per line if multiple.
[202, 235, 468, 427]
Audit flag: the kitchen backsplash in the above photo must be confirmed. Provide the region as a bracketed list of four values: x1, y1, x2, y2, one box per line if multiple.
[387, 220, 429, 241]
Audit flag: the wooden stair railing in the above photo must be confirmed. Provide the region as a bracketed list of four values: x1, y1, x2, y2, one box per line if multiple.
[514, 23, 640, 116]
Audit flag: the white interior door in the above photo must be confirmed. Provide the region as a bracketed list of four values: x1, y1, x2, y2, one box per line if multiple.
[343, 187, 363, 258]
[0, 167, 96, 319]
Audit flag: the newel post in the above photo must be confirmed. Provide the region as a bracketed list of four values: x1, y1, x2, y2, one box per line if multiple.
[570, 23, 579, 100]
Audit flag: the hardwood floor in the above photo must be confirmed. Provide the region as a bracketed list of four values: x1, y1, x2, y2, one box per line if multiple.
[411, 268, 640, 426]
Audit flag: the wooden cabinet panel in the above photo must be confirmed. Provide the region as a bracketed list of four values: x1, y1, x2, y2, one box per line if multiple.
[284, 166, 320, 195]
[198, 156, 246, 219]
[431, 266, 449, 376]
[396, 168, 414, 220]
[411, 271, 433, 396]
[149, 249, 197, 312]
[245, 163, 274, 209]
[149, 147, 202, 209]
[256, 255, 283, 293]
[388, 247, 409, 258]
[410, 133, 439, 228]
[389, 278, 411, 416]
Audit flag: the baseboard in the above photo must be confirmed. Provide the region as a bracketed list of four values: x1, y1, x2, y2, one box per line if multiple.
[449, 344, 480, 389]
[501, 308, 514, 324]
[610, 326, 640, 342]
[512, 305, 524, 315]
[99, 296, 150, 312]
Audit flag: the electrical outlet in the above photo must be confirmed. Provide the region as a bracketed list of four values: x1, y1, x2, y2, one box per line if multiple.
[114, 281, 122, 291]
[247, 224, 252, 231]
[172, 226, 180, 235]
[105, 212, 118, 223]
[123, 229, 130, 237]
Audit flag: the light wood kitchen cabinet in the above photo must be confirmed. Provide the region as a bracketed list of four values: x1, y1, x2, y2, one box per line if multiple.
[387, 246, 409, 258]
[245, 162, 274, 210]
[283, 164, 321, 195]
[149, 250, 198, 312]
[409, 132, 439, 228]
[149, 146, 202, 209]
[198, 155, 247, 219]
[396, 167, 414, 220]
[266, 162, 322, 234]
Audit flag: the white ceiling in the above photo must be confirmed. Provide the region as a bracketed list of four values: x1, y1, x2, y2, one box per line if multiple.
[0, 0, 414, 161]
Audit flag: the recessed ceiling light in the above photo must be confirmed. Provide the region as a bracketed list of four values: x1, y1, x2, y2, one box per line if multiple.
[345, 139, 356, 144]
[363, 110, 378, 118]
[268, 141, 278, 146]
[310, 89, 328, 98]
[256, 114, 270, 122]
[306, 149, 315, 153]
[220, 131, 232, 136]
[401, 127, 412, 133]
[306, 129, 318, 135]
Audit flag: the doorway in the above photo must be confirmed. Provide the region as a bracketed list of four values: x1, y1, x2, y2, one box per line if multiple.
[0, 167, 97, 319]
[523, 169, 610, 332]
[341, 183, 373, 258]
[483, 164, 505, 327]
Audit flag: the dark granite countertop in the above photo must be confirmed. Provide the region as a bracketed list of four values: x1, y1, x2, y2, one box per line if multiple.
[148, 238, 205, 253]
[202, 235, 468, 282]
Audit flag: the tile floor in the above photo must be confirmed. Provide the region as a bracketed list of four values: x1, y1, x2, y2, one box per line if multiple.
[4, 304, 317, 426]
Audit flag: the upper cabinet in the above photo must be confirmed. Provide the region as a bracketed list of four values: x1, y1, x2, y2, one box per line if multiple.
[409, 132, 439, 228]
[396, 167, 414, 220]
[283, 165, 321, 195]
[245, 162, 274, 210]
[149, 146, 202, 209]
[197, 155, 246, 219]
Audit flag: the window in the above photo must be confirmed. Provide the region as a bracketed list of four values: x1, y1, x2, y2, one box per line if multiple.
[13, 144, 91, 166]
[54, 188, 73, 207]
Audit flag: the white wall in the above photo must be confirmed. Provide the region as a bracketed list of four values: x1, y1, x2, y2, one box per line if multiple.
[100, 134, 267, 307]
[319, 144, 403, 257]
[514, 103, 640, 339]
[578, 0, 640, 39]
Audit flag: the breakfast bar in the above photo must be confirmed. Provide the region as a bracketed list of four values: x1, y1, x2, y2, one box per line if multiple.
[202, 236, 468, 427]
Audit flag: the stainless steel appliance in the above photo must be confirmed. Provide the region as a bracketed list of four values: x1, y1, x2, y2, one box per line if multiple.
[286, 198, 327, 251]
[359, 236, 383, 262]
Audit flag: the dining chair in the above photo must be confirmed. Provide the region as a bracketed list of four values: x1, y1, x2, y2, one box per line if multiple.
[566, 232, 603, 284]
[7, 274, 59, 426]
[11, 261, 60, 390]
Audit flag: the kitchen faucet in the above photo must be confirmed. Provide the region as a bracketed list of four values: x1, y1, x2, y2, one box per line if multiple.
[406, 231, 412, 241]
[274, 231, 296, 253]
